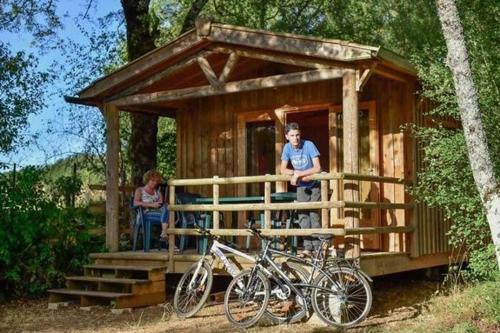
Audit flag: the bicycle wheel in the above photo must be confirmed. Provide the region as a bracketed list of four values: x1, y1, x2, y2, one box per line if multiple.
[173, 260, 213, 318]
[311, 267, 372, 327]
[263, 261, 310, 324]
[224, 270, 270, 328]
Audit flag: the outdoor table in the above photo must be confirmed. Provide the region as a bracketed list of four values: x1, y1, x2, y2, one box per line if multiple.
[192, 191, 297, 204]
[192, 192, 298, 253]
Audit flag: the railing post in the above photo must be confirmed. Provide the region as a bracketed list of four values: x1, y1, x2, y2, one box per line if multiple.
[168, 185, 176, 272]
[321, 180, 328, 228]
[213, 176, 220, 229]
[264, 178, 271, 229]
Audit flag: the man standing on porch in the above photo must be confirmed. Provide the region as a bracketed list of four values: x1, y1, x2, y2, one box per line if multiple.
[280, 122, 322, 257]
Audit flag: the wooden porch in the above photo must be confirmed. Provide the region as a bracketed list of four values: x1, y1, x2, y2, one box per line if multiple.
[87, 249, 451, 278]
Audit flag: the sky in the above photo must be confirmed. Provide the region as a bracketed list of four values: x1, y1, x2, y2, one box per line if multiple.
[0, 0, 123, 170]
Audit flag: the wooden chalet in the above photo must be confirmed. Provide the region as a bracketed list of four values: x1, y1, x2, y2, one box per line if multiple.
[52, 18, 452, 308]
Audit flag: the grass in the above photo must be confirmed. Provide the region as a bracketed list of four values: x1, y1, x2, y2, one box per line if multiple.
[375, 277, 500, 333]
[0, 274, 498, 332]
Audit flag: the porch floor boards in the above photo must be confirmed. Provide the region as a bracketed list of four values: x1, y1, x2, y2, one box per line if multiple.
[88, 249, 451, 277]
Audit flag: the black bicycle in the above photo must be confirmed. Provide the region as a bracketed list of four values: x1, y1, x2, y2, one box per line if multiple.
[223, 227, 372, 328]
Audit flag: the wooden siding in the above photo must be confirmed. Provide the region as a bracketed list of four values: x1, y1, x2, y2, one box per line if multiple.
[174, 75, 448, 255]
[414, 98, 452, 256]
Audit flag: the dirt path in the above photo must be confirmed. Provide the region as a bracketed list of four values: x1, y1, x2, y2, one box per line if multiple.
[0, 273, 441, 333]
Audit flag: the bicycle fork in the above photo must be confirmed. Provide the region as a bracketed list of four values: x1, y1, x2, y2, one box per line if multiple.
[187, 256, 210, 291]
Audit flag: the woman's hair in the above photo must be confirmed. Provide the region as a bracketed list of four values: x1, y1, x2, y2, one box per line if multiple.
[142, 169, 163, 185]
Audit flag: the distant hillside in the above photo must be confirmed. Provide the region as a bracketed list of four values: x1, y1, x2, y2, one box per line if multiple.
[43, 154, 105, 186]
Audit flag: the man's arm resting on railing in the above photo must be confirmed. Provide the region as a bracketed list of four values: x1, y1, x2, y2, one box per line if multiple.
[280, 159, 295, 176]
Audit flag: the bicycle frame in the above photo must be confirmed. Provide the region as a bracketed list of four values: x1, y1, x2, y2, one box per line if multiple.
[250, 232, 369, 303]
[187, 236, 257, 290]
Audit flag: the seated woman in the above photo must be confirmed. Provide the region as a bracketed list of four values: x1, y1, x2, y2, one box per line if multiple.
[133, 170, 176, 250]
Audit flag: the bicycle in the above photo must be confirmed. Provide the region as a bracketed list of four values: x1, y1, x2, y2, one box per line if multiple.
[173, 224, 309, 323]
[224, 227, 373, 328]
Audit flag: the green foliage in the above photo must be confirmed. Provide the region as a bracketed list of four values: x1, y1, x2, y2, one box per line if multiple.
[408, 0, 500, 279]
[0, 0, 61, 38]
[465, 244, 498, 282]
[157, 117, 176, 179]
[51, 175, 83, 208]
[0, 166, 104, 299]
[0, 44, 50, 153]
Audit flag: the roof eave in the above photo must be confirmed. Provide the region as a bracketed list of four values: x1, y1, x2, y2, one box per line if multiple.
[374, 47, 417, 76]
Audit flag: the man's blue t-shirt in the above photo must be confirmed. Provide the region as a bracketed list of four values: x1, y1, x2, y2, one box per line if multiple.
[281, 140, 320, 188]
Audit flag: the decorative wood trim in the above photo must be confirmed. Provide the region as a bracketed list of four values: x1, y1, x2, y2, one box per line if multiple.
[197, 56, 221, 87]
[211, 45, 341, 69]
[218, 52, 239, 83]
[208, 24, 375, 62]
[356, 65, 376, 92]
[111, 68, 346, 107]
[106, 51, 214, 102]
[80, 32, 204, 98]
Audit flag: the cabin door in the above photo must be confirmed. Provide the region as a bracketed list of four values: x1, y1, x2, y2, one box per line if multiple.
[245, 120, 276, 196]
[330, 101, 381, 250]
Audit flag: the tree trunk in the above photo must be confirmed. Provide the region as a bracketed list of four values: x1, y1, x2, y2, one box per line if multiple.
[436, 0, 500, 268]
[180, 0, 209, 34]
[121, 0, 159, 186]
[121, 0, 208, 185]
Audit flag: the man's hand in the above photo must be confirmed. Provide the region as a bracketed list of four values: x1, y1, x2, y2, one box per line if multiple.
[290, 173, 299, 186]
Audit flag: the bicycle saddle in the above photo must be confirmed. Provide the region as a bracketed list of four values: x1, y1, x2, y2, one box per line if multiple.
[311, 233, 334, 241]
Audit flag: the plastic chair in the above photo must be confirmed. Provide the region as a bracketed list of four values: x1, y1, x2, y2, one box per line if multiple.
[131, 197, 163, 252]
[175, 192, 208, 253]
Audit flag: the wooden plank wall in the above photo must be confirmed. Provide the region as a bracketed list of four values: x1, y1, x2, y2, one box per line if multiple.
[174, 75, 448, 254]
[414, 97, 452, 256]
[361, 77, 409, 253]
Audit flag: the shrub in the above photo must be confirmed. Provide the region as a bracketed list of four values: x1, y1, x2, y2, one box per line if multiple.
[0, 166, 104, 299]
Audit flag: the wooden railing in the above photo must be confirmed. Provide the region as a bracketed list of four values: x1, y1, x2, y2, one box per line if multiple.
[165, 172, 414, 267]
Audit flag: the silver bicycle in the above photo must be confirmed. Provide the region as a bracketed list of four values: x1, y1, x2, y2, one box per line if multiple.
[173, 225, 308, 323]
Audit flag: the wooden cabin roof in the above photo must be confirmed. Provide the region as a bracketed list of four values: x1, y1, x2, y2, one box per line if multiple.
[67, 18, 416, 114]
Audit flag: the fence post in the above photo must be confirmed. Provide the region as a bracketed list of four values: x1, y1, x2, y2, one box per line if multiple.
[321, 180, 328, 228]
[264, 177, 271, 229]
[168, 185, 176, 272]
[213, 176, 220, 229]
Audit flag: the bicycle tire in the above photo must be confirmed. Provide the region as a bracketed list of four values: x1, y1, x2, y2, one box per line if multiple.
[224, 270, 270, 328]
[173, 260, 213, 318]
[263, 261, 310, 324]
[311, 267, 372, 328]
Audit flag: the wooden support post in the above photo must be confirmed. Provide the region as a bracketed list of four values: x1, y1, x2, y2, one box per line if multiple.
[321, 180, 329, 228]
[342, 69, 360, 258]
[264, 179, 271, 229]
[168, 185, 176, 272]
[213, 176, 220, 229]
[101, 104, 120, 252]
[274, 108, 286, 193]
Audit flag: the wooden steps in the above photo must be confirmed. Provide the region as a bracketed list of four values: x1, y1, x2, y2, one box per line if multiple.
[48, 259, 167, 309]
[65, 276, 149, 284]
[47, 288, 132, 298]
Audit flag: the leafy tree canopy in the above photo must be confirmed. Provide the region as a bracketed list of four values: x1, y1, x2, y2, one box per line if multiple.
[0, 44, 50, 154]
